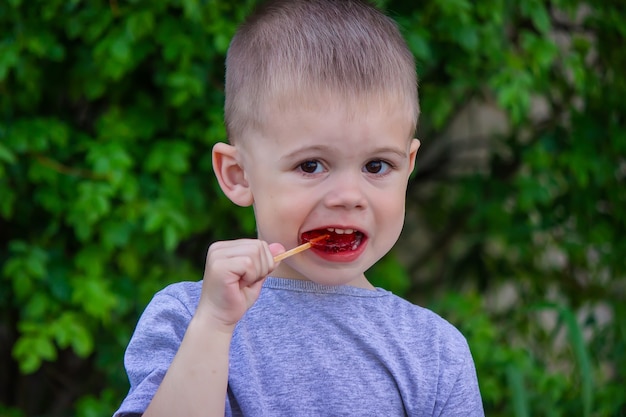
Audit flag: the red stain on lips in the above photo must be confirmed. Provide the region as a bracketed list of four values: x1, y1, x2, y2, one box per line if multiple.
[301, 230, 364, 253]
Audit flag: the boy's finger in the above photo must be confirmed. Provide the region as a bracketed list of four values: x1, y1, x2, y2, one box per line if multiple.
[268, 242, 286, 259]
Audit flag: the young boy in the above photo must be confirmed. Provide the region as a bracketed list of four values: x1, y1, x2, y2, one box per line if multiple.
[114, 0, 484, 416]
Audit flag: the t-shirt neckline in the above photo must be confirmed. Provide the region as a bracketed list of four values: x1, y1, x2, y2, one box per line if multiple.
[263, 276, 390, 298]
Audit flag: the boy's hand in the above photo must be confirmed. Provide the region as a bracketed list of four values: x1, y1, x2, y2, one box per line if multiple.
[197, 239, 285, 330]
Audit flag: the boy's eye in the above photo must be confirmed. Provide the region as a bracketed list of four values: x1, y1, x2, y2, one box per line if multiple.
[364, 160, 391, 174]
[299, 160, 323, 174]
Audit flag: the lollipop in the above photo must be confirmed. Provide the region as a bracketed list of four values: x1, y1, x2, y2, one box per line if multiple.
[273, 235, 329, 262]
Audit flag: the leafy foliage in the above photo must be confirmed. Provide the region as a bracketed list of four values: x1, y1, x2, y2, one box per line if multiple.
[398, 0, 626, 415]
[0, 0, 624, 416]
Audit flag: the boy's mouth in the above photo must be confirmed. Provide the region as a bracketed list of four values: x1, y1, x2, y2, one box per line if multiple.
[301, 228, 365, 253]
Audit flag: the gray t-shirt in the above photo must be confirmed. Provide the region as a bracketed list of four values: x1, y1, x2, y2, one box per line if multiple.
[114, 277, 484, 416]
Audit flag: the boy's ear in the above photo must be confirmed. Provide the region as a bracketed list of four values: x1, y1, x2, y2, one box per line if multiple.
[212, 142, 253, 207]
[408, 138, 421, 176]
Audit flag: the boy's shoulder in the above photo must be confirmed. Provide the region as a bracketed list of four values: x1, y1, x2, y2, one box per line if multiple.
[378, 291, 470, 356]
[148, 280, 203, 314]
[157, 279, 203, 296]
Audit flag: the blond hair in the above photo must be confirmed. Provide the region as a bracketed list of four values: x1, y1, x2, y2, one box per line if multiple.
[224, 0, 419, 143]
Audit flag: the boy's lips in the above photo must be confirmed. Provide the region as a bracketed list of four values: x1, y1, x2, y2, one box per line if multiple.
[301, 227, 366, 253]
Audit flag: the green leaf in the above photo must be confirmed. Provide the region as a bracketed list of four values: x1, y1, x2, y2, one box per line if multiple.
[490, 66, 533, 124]
[51, 312, 94, 357]
[145, 141, 192, 174]
[23, 292, 52, 319]
[506, 365, 530, 417]
[126, 10, 155, 40]
[13, 331, 57, 374]
[0, 186, 16, 217]
[455, 25, 479, 51]
[559, 306, 594, 417]
[67, 182, 114, 238]
[0, 40, 19, 81]
[406, 30, 432, 62]
[522, 0, 551, 34]
[530, 303, 595, 417]
[71, 275, 118, 322]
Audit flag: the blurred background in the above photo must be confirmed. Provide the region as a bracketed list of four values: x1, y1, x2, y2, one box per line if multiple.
[1, 0, 624, 416]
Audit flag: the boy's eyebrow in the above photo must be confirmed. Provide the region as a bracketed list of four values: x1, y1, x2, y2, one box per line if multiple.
[280, 144, 329, 160]
[280, 144, 409, 160]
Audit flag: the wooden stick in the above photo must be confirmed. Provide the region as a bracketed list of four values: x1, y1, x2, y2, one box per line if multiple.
[273, 235, 329, 262]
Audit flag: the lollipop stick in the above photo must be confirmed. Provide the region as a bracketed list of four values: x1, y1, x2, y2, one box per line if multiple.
[273, 235, 328, 262]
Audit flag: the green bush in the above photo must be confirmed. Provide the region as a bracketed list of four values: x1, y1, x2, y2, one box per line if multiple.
[1, 0, 624, 416]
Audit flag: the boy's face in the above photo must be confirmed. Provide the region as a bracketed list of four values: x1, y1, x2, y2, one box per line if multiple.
[233, 98, 419, 288]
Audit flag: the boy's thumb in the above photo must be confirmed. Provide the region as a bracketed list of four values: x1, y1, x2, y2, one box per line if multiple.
[268, 242, 286, 259]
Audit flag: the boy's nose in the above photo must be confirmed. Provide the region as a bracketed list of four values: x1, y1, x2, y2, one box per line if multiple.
[323, 172, 368, 210]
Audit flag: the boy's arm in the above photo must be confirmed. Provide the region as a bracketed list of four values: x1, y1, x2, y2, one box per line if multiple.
[141, 312, 233, 417]
[437, 348, 485, 417]
[142, 239, 284, 417]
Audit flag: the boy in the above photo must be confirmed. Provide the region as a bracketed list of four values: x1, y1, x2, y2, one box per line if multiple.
[114, 0, 484, 416]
